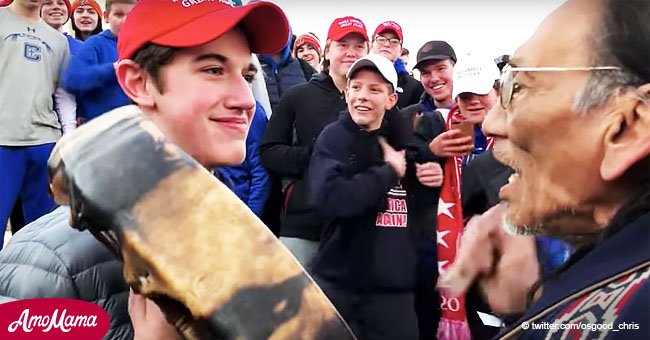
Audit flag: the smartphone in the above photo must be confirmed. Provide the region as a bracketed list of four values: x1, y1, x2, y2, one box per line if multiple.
[451, 121, 475, 144]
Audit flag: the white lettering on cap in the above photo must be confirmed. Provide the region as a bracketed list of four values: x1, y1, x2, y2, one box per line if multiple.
[457, 66, 485, 79]
[383, 21, 401, 30]
[339, 18, 364, 29]
[172, 0, 235, 8]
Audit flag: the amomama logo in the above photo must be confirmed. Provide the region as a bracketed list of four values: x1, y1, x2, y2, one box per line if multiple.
[0, 298, 109, 339]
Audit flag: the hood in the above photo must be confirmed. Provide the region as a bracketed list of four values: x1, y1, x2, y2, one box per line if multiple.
[101, 29, 117, 41]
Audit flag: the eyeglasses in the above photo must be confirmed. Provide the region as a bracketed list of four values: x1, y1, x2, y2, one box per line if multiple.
[374, 36, 401, 47]
[499, 65, 621, 109]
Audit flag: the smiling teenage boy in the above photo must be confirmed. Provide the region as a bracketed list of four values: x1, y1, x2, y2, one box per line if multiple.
[0, 0, 289, 339]
[308, 53, 427, 340]
[115, 0, 290, 337]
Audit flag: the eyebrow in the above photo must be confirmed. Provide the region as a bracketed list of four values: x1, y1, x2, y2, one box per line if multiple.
[194, 53, 228, 63]
[246, 63, 258, 76]
[194, 54, 257, 74]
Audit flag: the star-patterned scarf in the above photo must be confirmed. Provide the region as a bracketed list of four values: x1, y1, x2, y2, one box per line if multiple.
[436, 105, 493, 340]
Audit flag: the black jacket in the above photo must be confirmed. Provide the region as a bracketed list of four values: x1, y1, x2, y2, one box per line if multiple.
[462, 150, 513, 218]
[459, 151, 513, 339]
[309, 112, 438, 293]
[0, 207, 132, 340]
[397, 73, 424, 109]
[260, 73, 348, 241]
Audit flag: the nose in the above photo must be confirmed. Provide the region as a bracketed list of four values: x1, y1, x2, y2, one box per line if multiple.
[426, 71, 440, 83]
[468, 93, 483, 104]
[345, 45, 360, 58]
[482, 101, 507, 138]
[223, 76, 256, 114]
[356, 88, 370, 101]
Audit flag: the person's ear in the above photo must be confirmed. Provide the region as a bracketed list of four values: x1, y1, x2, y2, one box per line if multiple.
[115, 60, 156, 109]
[601, 83, 650, 181]
[103, 10, 109, 23]
[386, 92, 398, 110]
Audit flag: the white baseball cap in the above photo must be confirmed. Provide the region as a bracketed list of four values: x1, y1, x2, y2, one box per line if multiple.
[452, 57, 500, 99]
[346, 53, 399, 93]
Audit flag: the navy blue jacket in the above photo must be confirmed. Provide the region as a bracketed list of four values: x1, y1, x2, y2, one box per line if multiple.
[259, 34, 316, 113]
[309, 112, 435, 293]
[221, 102, 271, 217]
[63, 30, 130, 120]
[497, 212, 650, 339]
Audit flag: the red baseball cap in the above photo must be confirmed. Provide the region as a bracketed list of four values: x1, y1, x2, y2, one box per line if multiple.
[373, 21, 403, 42]
[117, 0, 290, 61]
[327, 16, 369, 42]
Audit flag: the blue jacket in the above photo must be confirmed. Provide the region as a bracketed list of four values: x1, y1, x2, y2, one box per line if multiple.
[64, 33, 83, 56]
[220, 102, 271, 217]
[259, 31, 315, 113]
[63, 33, 85, 119]
[497, 212, 650, 339]
[63, 30, 130, 120]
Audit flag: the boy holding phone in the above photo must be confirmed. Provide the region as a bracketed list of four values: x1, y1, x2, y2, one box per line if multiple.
[434, 56, 501, 337]
[451, 57, 501, 163]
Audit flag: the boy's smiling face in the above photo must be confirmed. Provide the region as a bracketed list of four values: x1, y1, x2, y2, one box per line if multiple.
[73, 5, 99, 33]
[345, 68, 397, 131]
[119, 29, 258, 168]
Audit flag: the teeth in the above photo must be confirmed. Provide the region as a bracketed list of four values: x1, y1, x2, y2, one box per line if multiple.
[508, 173, 520, 183]
[432, 84, 444, 90]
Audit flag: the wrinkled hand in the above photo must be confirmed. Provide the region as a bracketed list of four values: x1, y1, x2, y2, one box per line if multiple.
[429, 129, 473, 158]
[128, 290, 181, 340]
[438, 203, 540, 315]
[379, 137, 406, 178]
[415, 162, 443, 187]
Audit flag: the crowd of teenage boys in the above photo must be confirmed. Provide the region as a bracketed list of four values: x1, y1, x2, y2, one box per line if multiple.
[1, 1, 648, 340]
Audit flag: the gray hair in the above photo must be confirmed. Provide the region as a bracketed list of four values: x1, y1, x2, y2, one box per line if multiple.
[573, 0, 650, 113]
